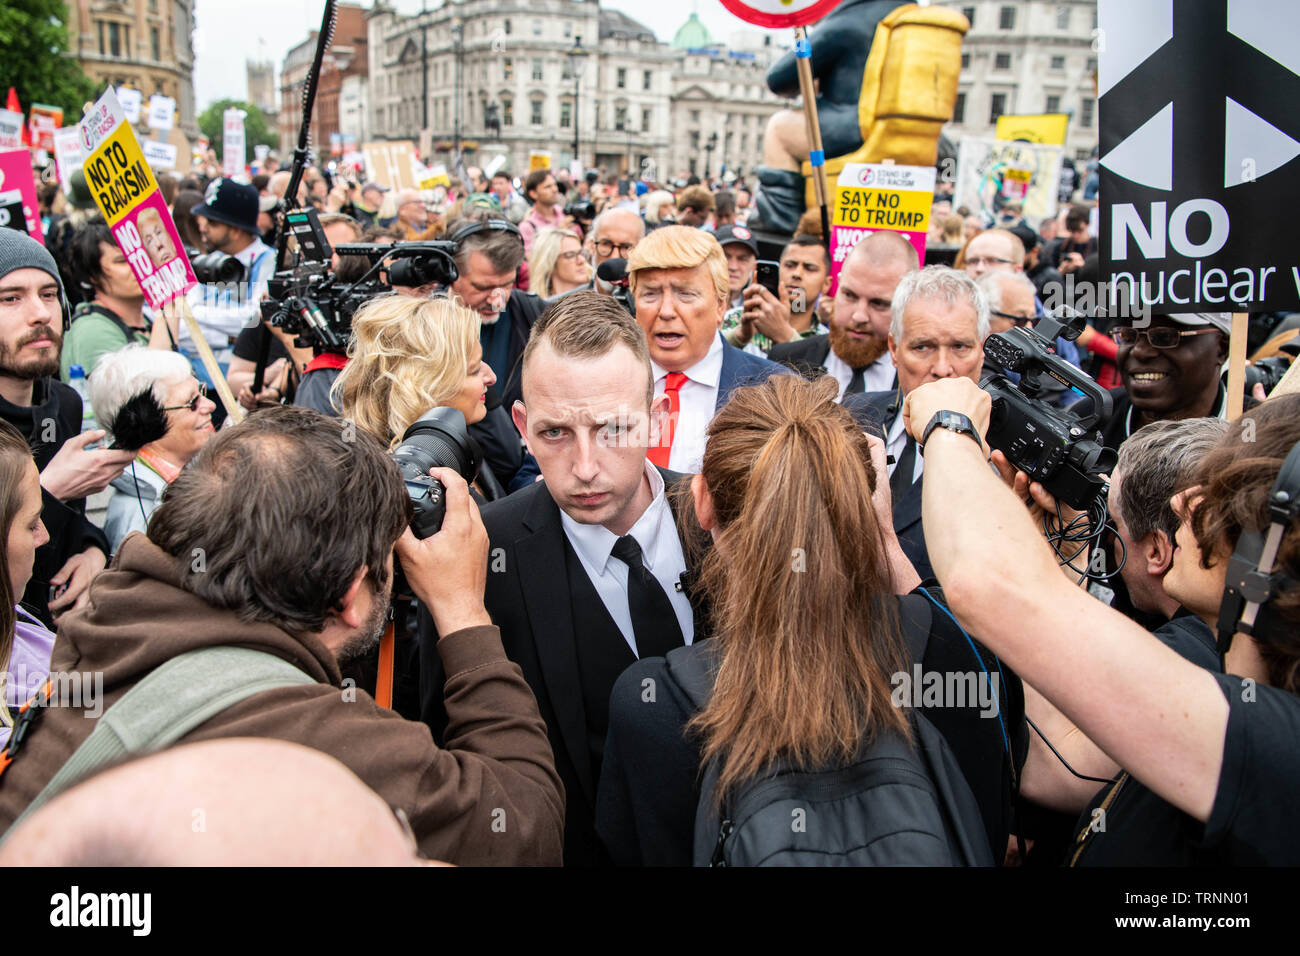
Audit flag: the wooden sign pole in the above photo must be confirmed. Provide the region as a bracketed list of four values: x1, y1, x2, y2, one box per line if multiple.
[168, 297, 244, 424]
[1226, 311, 1249, 420]
[793, 26, 831, 242]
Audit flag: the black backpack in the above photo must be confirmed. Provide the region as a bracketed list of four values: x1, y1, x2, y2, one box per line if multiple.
[667, 606, 996, 867]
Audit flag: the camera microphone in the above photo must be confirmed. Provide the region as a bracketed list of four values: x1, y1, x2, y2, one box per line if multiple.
[596, 257, 628, 285]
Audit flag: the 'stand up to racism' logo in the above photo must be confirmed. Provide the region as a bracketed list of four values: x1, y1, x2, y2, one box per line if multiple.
[857, 168, 876, 187]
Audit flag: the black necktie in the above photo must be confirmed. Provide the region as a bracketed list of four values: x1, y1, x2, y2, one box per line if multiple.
[611, 535, 685, 659]
[845, 365, 867, 396]
[890, 433, 917, 501]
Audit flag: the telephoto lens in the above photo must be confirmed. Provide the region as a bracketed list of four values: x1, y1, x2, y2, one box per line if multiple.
[190, 251, 246, 284]
[392, 407, 483, 538]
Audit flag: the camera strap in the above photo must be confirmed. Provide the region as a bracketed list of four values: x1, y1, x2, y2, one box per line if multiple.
[376, 623, 395, 710]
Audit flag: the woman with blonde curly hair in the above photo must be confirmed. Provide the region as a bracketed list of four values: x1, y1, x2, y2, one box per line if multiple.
[333, 294, 498, 494]
[528, 227, 590, 299]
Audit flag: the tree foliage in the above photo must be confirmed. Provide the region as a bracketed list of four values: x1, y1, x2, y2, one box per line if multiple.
[0, 0, 97, 120]
[197, 100, 278, 161]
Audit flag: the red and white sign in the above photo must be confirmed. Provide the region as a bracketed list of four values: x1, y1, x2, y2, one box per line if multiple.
[719, 0, 838, 29]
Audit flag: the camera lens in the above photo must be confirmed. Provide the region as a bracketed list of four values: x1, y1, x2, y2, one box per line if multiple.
[392, 407, 482, 538]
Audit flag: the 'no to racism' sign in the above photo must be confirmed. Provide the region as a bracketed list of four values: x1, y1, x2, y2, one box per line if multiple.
[1100, 0, 1300, 314]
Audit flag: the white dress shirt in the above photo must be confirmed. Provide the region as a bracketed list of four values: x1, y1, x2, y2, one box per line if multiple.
[825, 347, 895, 402]
[652, 332, 725, 474]
[886, 401, 924, 487]
[559, 462, 695, 657]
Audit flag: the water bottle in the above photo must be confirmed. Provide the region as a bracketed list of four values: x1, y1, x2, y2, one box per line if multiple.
[67, 365, 97, 433]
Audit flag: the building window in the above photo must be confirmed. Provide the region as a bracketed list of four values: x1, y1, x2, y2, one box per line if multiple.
[643, 70, 652, 91]
[502, 97, 513, 126]
[690, 109, 700, 122]
[961, 6, 975, 26]
[151, 26, 160, 61]
[995, 53, 1011, 70]
[1081, 98, 1095, 127]
[989, 92, 1007, 123]
[560, 100, 571, 128]
[532, 19, 542, 37]
[690, 130, 700, 150]
[641, 107, 651, 132]
[953, 92, 966, 124]
[503, 57, 513, 81]
[999, 6, 1016, 30]
[961, 52, 970, 69]
[1045, 94, 1061, 113]
[1057, 6, 1070, 29]
[563, 22, 572, 39]
[504, 19, 511, 35]
[531, 98, 543, 126]
[615, 106, 627, 131]
[97, 20, 105, 55]
[1087, 57, 1097, 72]
[531, 59, 543, 81]
[617, 68, 626, 89]
[1050, 55, 1066, 70]
[562, 59, 571, 80]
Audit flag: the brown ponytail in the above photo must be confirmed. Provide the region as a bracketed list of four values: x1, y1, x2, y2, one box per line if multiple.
[685, 374, 911, 803]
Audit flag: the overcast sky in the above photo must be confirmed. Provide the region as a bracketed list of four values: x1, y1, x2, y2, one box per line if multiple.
[193, 0, 752, 111]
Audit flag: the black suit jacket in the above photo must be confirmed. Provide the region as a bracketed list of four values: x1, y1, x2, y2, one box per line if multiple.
[842, 388, 934, 582]
[768, 334, 831, 380]
[415, 466, 703, 866]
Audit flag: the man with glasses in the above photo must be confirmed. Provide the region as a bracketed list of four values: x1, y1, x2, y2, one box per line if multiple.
[587, 208, 645, 297]
[393, 188, 439, 241]
[769, 230, 917, 401]
[977, 271, 1037, 335]
[1071, 313, 1232, 453]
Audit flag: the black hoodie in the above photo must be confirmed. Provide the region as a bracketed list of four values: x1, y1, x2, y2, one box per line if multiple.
[0, 376, 110, 626]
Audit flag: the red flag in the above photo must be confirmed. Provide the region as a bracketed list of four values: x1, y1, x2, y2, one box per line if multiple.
[4, 88, 18, 113]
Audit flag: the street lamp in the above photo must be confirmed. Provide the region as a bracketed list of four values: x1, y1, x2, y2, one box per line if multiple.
[704, 131, 718, 180]
[451, 16, 464, 168]
[567, 36, 589, 168]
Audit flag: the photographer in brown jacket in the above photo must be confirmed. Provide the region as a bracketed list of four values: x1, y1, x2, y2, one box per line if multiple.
[0, 405, 564, 866]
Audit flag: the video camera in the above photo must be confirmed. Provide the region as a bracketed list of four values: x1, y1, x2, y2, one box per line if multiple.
[259, 208, 458, 352]
[564, 200, 596, 222]
[981, 307, 1116, 510]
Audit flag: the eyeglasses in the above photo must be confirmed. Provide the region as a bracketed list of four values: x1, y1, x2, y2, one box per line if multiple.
[558, 249, 585, 261]
[991, 310, 1034, 327]
[162, 382, 208, 413]
[965, 256, 1015, 269]
[595, 239, 636, 257]
[1111, 326, 1222, 349]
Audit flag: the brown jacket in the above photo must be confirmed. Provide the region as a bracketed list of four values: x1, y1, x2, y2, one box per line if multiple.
[0, 534, 565, 866]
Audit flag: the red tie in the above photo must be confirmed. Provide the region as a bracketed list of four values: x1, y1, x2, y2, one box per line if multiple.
[648, 372, 688, 468]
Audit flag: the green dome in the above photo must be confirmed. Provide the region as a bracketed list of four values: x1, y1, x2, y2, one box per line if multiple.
[672, 12, 713, 49]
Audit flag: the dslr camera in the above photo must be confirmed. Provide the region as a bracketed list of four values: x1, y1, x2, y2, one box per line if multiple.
[190, 251, 246, 284]
[393, 407, 482, 539]
[981, 308, 1116, 510]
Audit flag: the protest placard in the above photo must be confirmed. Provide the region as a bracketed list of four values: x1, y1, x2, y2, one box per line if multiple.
[27, 105, 61, 152]
[831, 163, 934, 292]
[52, 126, 84, 195]
[222, 108, 245, 178]
[143, 140, 178, 170]
[528, 151, 552, 173]
[79, 89, 194, 310]
[362, 140, 419, 190]
[0, 110, 22, 150]
[116, 88, 143, 124]
[995, 113, 1070, 146]
[147, 95, 175, 132]
[955, 137, 1063, 227]
[0, 149, 43, 242]
[80, 87, 241, 422]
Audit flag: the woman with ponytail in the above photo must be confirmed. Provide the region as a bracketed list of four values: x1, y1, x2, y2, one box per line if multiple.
[595, 374, 1024, 866]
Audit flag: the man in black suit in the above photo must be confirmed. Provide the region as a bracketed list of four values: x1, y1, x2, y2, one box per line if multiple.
[421, 291, 705, 866]
[844, 266, 987, 581]
[770, 230, 917, 401]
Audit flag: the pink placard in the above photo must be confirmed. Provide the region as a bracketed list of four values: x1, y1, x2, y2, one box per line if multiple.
[108, 191, 197, 310]
[0, 149, 43, 244]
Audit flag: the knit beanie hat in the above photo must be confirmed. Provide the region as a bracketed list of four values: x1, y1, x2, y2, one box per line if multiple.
[0, 228, 63, 296]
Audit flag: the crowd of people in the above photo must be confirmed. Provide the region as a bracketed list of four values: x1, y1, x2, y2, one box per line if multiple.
[0, 142, 1296, 870]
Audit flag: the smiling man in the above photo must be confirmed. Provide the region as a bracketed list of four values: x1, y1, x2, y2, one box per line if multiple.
[1077, 313, 1231, 452]
[626, 226, 784, 473]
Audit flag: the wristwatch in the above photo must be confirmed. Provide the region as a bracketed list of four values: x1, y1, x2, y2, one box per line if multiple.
[920, 410, 983, 454]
